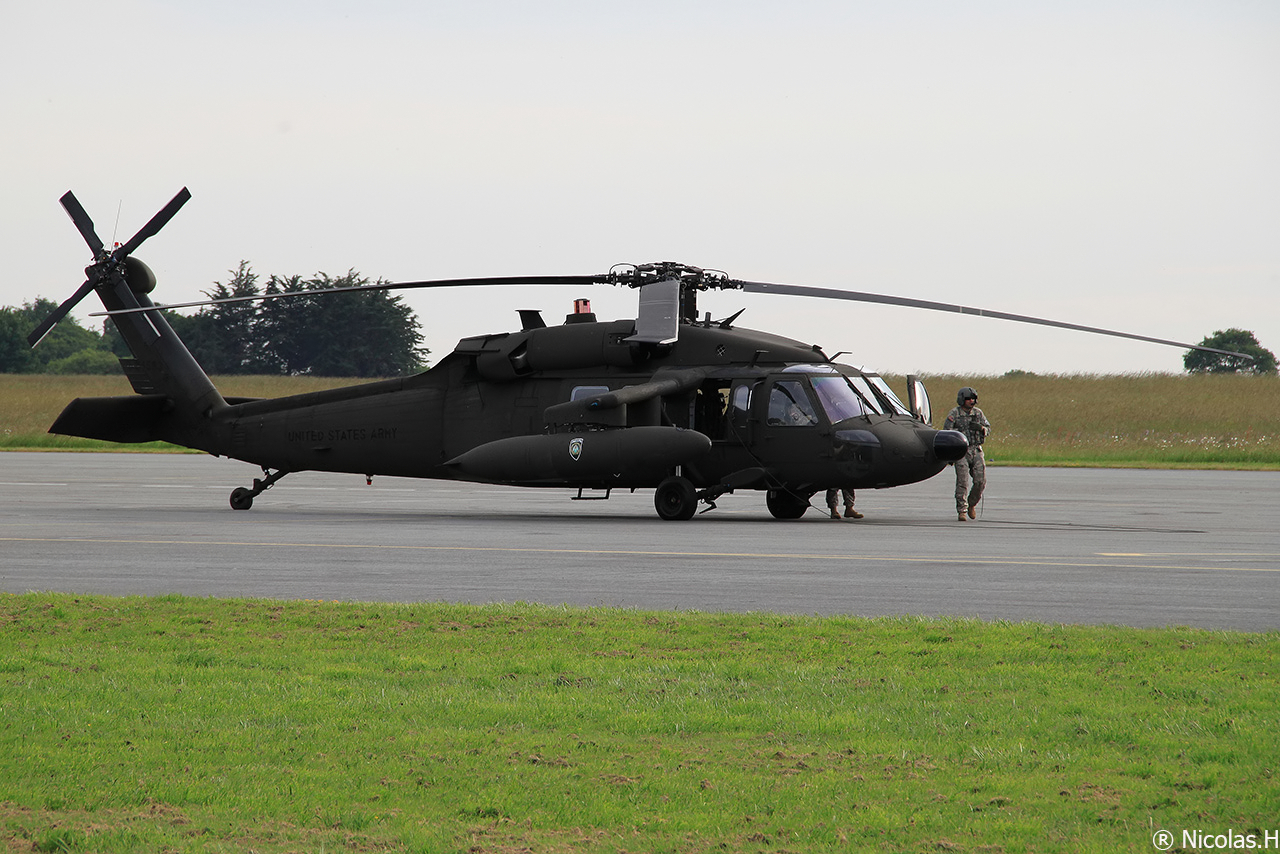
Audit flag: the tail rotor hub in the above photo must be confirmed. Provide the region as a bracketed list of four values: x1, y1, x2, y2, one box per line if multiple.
[27, 187, 189, 347]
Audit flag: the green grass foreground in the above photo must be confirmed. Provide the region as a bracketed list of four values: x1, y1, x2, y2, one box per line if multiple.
[2, 594, 1276, 853]
[4, 372, 1280, 468]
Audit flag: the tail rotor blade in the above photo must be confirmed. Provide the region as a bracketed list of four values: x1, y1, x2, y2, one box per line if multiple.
[60, 191, 104, 258]
[27, 279, 97, 347]
[116, 187, 191, 257]
[35, 188, 192, 348]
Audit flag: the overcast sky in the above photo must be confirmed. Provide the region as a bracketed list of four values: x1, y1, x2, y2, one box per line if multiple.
[5, 0, 1277, 376]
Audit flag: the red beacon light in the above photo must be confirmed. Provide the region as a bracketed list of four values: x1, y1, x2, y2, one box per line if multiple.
[565, 297, 596, 325]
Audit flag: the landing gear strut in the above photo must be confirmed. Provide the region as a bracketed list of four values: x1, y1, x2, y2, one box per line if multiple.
[229, 468, 290, 510]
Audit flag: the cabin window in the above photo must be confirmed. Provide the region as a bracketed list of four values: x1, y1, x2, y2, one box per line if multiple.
[694, 381, 733, 440]
[767, 380, 819, 427]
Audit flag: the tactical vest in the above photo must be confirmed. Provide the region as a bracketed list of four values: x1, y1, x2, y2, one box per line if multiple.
[951, 409, 986, 448]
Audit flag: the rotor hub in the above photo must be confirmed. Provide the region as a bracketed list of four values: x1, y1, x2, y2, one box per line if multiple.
[607, 262, 736, 291]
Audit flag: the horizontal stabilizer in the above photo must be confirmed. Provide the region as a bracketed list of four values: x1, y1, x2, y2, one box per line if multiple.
[49, 395, 171, 444]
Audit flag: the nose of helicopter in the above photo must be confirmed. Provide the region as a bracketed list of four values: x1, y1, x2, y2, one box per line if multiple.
[827, 420, 968, 487]
[932, 429, 968, 462]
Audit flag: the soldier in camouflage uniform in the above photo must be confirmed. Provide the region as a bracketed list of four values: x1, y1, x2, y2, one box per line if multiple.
[943, 387, 991, 521]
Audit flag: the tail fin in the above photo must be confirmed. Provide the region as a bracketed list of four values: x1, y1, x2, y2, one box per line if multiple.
[33, 189, 227, 448]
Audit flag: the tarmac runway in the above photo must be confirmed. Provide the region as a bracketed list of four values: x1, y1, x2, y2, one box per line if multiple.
[1, 452, 1277, 630]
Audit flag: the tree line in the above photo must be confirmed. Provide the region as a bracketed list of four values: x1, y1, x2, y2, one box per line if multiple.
[0, 263, 429, 377]
[1182, 329, 1276, 375]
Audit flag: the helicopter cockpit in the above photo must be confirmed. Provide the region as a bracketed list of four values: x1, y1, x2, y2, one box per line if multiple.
[677, 366, 958, 501]
[687, 367, 917, 440]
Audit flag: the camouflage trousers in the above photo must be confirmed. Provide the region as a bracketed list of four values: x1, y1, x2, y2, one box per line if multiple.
[826, 488, 855, 509]
[954, 449, 986, 513]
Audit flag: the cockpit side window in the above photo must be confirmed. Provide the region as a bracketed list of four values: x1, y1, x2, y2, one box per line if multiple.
[726, 380, 757, 442]
[767, 380, 819, 427]
[866, 375, 911, 416]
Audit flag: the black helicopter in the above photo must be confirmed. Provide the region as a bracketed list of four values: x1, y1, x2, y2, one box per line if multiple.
[29, 188, 1249, 520]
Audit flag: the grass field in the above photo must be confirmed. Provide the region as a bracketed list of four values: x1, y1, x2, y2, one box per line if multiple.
[2, 594, 1276, 853]
[885, 372, 1280, 468]
[2, 371, 1279, 467]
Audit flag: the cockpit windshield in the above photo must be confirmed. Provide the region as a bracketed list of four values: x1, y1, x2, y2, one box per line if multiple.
[811, 375, 875, 421]
[772, 370, 912, 423]
[847, 376, 886, 415]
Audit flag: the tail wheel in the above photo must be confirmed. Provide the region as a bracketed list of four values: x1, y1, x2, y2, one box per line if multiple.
[765, 488, 809, 520]
[654, 476, 698, 521]
[229, 487, 254, 511]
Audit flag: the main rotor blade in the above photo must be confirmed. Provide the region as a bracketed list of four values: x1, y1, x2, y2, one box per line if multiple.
[90, 273, 611, 317]
[59, 191, 104, 257]
[738, 280, 1252, 358]
[27, 279, 97, 347]
[115, 187, 191, 258]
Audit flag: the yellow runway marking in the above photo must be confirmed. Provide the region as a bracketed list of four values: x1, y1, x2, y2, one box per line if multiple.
[1098, 552, 1280, 557]
[3, 537, 1278, 572]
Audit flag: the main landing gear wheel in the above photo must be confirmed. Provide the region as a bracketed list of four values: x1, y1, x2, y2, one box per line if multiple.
[229, 487, 254, 510]
[765, 488, 810, 520]
[654, 475, 698, 521]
